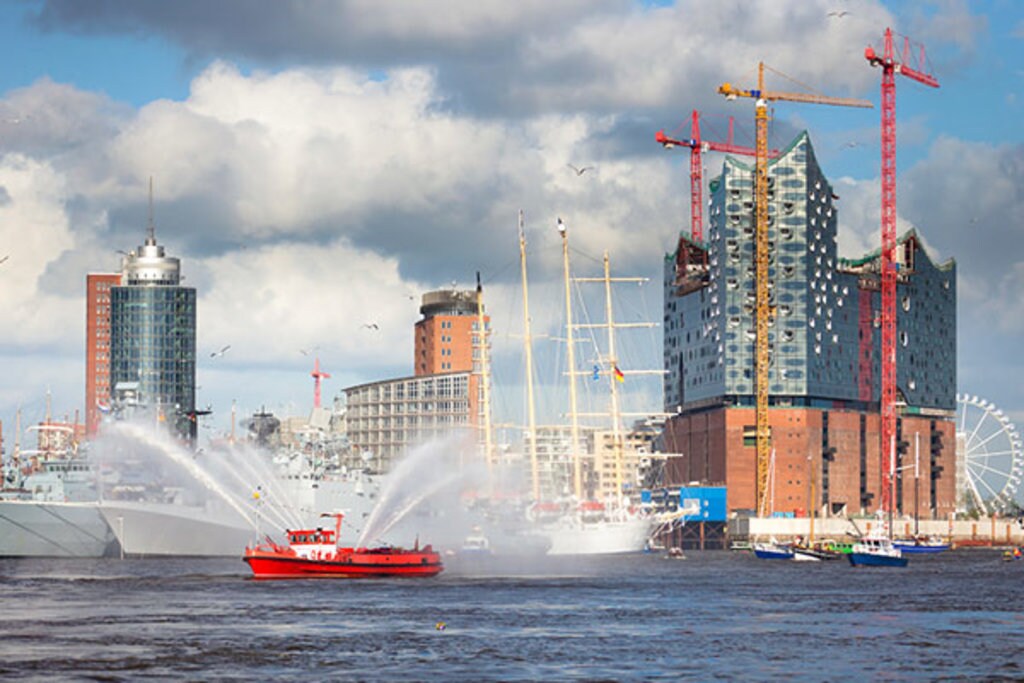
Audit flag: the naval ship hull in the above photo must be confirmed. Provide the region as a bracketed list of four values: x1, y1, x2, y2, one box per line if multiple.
[0, 501, 117, 557]
[99, 475, 382, 557]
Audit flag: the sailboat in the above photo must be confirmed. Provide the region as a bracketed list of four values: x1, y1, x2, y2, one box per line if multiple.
[891, 432, 949, 554]
[521, 215, 656, 555]
[848, 436, 908, 567]
[792, 464, 841, 561]
[749, 448, 797, 560]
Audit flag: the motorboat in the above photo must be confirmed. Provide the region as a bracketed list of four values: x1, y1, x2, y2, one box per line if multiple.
[892, 536, 950, 554]
[847, 536, 908, 567]
[752, 541, 794, 560]
[243, 514, 443, 579]
[460, 527, 492, 556]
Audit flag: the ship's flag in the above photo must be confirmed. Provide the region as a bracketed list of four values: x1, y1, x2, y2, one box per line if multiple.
[613, 364, 625, 383]
[592, 364, 600, 381]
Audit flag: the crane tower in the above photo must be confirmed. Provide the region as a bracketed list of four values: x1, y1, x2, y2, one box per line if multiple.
[655, 110, 778, 243]
[719, 63, 872, 516]
[865, 28, 939, 516]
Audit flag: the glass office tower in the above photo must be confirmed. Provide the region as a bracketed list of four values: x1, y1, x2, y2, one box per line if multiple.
[110, 228, 197, 440]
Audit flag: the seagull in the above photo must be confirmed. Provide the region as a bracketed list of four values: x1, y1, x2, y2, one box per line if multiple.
[362, 323, 380, 330]
[841, 141, 862, 150]
[827, 10, 850, 18]
[210, 345, 231, 358]
[557, 217, 567, 234]
[567, 163, 594, 176]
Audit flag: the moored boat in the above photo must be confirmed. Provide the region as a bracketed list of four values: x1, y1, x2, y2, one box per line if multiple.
[753, 541, 794, 560]
[459, 527, 492, 556]
[243, 514, 443, 579]
[892, 537, 950, 554]
[847, 536, 908, 567]
[792, 543, 843, 561]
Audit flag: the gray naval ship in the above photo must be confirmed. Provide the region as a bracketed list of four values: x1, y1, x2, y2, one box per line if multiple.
[0, 422, 118, 558]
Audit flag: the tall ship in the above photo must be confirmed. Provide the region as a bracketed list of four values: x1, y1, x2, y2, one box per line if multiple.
[0, 410, 118, 558]
[515, 214, 660, 555]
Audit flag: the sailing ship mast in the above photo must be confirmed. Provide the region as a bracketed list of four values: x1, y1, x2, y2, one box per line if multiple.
[603, 253, 625, 499]
[575, 252, 662, 504]
[809, 459, 815, 546]
[519, 211, 540, 501]
[558, 218, 584, 500]
[476, 272, 494, 477]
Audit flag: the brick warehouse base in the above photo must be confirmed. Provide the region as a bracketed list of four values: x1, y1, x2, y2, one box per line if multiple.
[661, 405, 956, 520]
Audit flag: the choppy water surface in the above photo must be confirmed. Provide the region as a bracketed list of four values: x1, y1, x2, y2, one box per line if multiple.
[0, 550, 1021, 681]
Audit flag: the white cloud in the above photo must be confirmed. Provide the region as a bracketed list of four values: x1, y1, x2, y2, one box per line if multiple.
[2, 0, 1015, 441]
[0, 155, 82, 347]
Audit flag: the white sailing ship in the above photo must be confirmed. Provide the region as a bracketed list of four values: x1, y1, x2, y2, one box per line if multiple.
[515, 215, 661, 555]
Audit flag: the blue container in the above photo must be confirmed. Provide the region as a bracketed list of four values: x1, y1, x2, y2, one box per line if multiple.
[677, 486, 727, 522]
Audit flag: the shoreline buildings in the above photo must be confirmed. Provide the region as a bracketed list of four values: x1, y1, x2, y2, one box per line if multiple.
[344, 286, 488, 471]
[660, 132, 957, 519]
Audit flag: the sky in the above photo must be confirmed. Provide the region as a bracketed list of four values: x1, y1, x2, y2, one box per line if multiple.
[0, 0, 1022, 454]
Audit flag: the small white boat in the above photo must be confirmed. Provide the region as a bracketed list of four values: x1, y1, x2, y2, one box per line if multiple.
[460, 528, 492, 556]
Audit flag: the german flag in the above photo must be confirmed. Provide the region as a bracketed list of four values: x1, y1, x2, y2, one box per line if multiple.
[613, 365, 625, 383]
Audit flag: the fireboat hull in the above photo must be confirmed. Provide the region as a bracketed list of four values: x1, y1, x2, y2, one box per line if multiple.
[244, 548, 444, 579]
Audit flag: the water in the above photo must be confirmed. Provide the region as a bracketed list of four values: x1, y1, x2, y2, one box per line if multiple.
[0, 550, 1021, 681]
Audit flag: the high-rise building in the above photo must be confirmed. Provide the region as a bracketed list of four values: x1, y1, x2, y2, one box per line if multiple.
[85, 272, 121, 435]
[108, 224, 197, 440]
[345, 286, 489, 471]
[660, 132, 957, 518]
[414, 288, 488, 376]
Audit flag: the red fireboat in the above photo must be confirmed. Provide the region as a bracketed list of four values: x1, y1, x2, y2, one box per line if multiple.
[243, 513, 443, 579]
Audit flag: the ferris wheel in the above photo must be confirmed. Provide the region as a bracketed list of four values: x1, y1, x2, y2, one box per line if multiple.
[956, 393, 1024, 514]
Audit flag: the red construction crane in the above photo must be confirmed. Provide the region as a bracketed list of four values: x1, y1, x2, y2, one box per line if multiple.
[655, 110, 777, 243]
[311, 357, 331, 409]
[865, 28, 939, 519]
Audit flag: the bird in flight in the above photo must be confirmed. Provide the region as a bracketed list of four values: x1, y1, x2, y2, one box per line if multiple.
[362, 323, 380, 330]
[210, 345, 231, 358]
[567, 163, 594, 176]
[841, 141, 861, 149]
[827, 10, 850, 18]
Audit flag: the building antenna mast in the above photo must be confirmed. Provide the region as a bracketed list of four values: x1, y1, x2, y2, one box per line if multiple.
[146, 177, 156, 246]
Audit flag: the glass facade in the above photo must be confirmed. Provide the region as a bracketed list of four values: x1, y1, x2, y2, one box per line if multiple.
[663, 132, 956, 413]
[110, 284, 197, 439]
